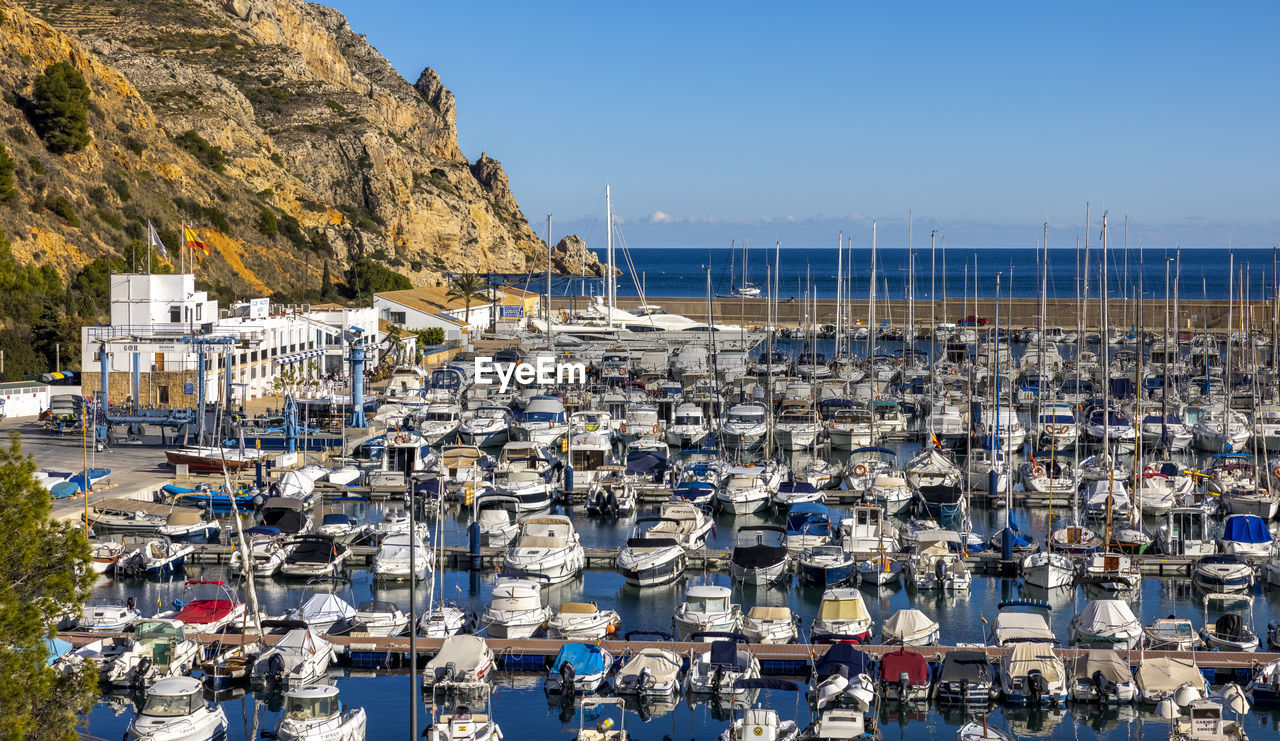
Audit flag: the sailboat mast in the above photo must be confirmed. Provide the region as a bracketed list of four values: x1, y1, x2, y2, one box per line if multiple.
[869, 222, 878, 360]
[605, 184, 613, 324]
[836, 232, 843, 359]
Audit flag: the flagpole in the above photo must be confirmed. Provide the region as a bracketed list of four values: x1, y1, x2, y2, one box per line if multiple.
[147, 220, 152, 274]
[180, 221, 185, 274]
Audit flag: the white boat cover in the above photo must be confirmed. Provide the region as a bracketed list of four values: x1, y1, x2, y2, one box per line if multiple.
[617, 648, 682, 682]
[1074, 600, 1139, 633]
[746, 606, 792, 621]
[1135, 657, 1209, 693]
[1003, 642, 1063, 682]
[277, 470, 315, 498]
[881, 609, 939, 643]
[1067, 649, 1131, 683]
[994, 612, 1055, 643]
[426, 635, 491, 676]
[298, 594, 355, 623]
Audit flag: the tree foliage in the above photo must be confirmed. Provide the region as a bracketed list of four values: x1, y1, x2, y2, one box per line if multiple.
[346, 257, 409, 301]
[174, 129, 225, 173]
[0, 432, 97, 739]
[446, 273, 487, 325]
[419, 327, 445, 346]
[30, 61, 91, 154]
[0, 142, 16, 202]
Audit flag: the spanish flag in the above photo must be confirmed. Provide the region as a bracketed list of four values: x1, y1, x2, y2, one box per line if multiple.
[184, 225, 210, 257]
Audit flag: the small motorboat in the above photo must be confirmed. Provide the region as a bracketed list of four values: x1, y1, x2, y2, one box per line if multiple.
[730, 525, 790, 585]
[350, 599, 409, 637]
[717, 679, 801, 741]
[808, 643, 877, 710]
[548, 602, 621, 640]
[502, 515, 586, 585]
[125, 676, 227, 741]
[116, 538, 195, 577]
[1200, 594, 1259, 651]
[481, 578, 550, 639]
[76, 597, 142, 632]
[685, 635, 760, 699]
[1193, 554, 1255, 592]
[878, 648, 932, 703]
[956, 721, 1015, 741]
[546, 642, 614, 695]
[371, 533, 431, 582]
[166, 579, 246, 633]
[857, 552, 902, 586]
[1068, 599, 1143, 650]
[740, 606, 798, 644]
[934, 650, 997, 705]
[1066, 649, 1137, 704]
[229, 526, 288, 577]
[1135, 656, 1209, 703]
[279, 535, 352, 579]
[155, 508, 221, 544]
[271, 684, 366, 741]
[797, 544, 854, 587]
[104, 619, 202, 689]
[672, 584, 741, 641]
[614, 637, 682, 698]
[281, 593, 357, 635]
[90, 540, 128, 575]
[616, 518, 687, 588]
[250, 626, 336, 687]
[997, 642, 1067, 706]
[1145, 616, 1202, 651]
[423, 687, 503, 741]
[423, 635, 495, 689]
[880, 609, 940, 647]
[811, 588, 872, 642]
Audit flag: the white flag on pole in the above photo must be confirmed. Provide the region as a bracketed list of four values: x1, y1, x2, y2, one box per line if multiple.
[148, 221, 168, 258]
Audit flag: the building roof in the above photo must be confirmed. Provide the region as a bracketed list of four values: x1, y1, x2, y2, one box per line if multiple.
[500, 287, 540, 299]
[376, 286, 477, 315]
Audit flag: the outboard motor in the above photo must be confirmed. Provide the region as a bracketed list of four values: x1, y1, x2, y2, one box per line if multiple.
[560, 662, 575, 694]
[959, 678, 969, 702]
[898, 671, 911, 701]
[711, 665, 724, 695]
[935, 558, 947, 584]
[607, 489, 619, 513]
[434, 662, 456, 684]
[639, 666, 653, 691]
[266, 652, 286, 686]
[126, 596, 137, 612]
[1092, 670, 1106, 699]
[131, 657, 152, 691]
[1027, 669, 1048, 707]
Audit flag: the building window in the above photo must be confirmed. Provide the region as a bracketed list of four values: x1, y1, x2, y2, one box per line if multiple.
[158, 386, 170, 404]
[390, 311, 406, 324]
[195, 304, 202, 321]
[169, 307, 181, 323]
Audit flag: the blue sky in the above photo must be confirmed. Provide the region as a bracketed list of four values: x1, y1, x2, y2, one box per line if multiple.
[328, 1, 1278, 249]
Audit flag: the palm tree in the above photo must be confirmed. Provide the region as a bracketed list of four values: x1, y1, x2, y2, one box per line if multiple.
[447, 273, 488, 326]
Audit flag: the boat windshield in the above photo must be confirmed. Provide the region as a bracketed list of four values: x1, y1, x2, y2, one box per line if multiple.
[141, 692, 202, 717]
[690, 596, 727, 613]
[729, 411, 764, 424]
[285, 695, 337, 721]
[675, 414, 703, 426]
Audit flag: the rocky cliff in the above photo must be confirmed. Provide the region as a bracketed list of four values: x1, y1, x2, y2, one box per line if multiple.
[0, 0, 604, 301]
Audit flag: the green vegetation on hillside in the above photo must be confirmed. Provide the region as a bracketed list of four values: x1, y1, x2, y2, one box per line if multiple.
[0, 433, 97, 740]
[347, 257, 410, 301]
[30, 61, 90, 154]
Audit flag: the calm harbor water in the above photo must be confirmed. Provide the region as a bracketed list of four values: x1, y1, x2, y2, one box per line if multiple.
[549, 246, 1280, 301]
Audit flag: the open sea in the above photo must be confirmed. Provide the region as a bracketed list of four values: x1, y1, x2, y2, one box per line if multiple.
[515, 247, 1280, 301]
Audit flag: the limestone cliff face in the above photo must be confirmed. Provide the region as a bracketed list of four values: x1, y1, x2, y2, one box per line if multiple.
[0, 0, 602, 297]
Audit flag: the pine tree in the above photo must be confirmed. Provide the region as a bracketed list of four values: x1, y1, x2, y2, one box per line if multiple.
[30, 61, 91, 154]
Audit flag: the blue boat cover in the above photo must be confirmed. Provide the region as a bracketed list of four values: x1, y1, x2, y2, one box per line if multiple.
[625, 451, 668, 476]
[321, 513, 355, 526]
[709, 640, 741, 668]
[46, 637, 73, 665]
[848, 446, 896, 458]
[778, 481, 820, 495]
[815, 643, 874, 678]
[1221, 515, 1272, 544]
[245, 526, 281, 537]
[733, 678, 800, 691]
[551, 643, 607, 675]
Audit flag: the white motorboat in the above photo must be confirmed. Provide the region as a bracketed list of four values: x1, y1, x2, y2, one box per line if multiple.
[251, 627, 336, 688]
[475, 497, 520, 547]
[686, 639, 761, 699]
[1081, 551, 1141, 591]
[1193, 554, 1255, 592]
[839, 505, 899, 556]
[811, 588, 872, 642]
[371, 533, 431, 582]
[281, 593, 357, 635]
[125, 676, 227, 741]
[672, 584, 741, 641]
[502, 515, 585, 584]
[1021, 551, 1075, 590]
[76, 597, 142, 632]
[417, 603, 472, 638]
[350, 599, 408, 637]
[481, 578, 550, 639]
[739, 606, 799, 644]
[280, 535, 352, 579]
[1066, 649, 1137, 704]
[721, 403, 768, 449]
[511, 394, 569, 447]
[104, 619, 202, 689]
[730, 525, 790, 585]
[880, 609, 940, 646]
[1200, 594, 1259, 652]
[546, 642, 614, 694]
[998, 642, 1067, 706]
[547, 602, 621, 640]
[230, 528, 289, 577]
[423, 634, 495, 688]
[1157, 506, 1217, 557]
[459, 406, 513, 447]
[1068, 599, 1143, 650]
[616, 518, 687, 587]
[716, 464, 780, 515]
[416, 402, 463, 445]
[667, 402, 712, 449]
[648, 501, 714, 549]
[272, 684, 366, 741]
[1217, 514, 1275, 557]
[116, 538, 195, 577]
[1144, 616, 1202, 651]
[1135, 656, 1210, 703]
[615, 644, 683, 697]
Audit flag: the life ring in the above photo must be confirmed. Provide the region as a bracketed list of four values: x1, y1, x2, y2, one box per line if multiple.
[394, 434, 408, 444]
[1272, 464, 1280, 480]
[1032, 465, 1045, 478]
[652, 423, 660, 434]
[852, 463, 868, 478]
[949, 367, 959, 376]
[620, 423, 628, 433]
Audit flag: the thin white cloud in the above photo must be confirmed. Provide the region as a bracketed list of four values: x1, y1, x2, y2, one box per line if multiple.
[649, 210, 673, 224]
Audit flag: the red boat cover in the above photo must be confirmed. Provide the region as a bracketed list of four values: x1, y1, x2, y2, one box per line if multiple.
[174, 599, 235, 624]
[879, 650, 928, 684]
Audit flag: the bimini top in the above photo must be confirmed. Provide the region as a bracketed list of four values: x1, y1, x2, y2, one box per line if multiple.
[551, 643, 607, 675]
[1221, 514, 1273, 543]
